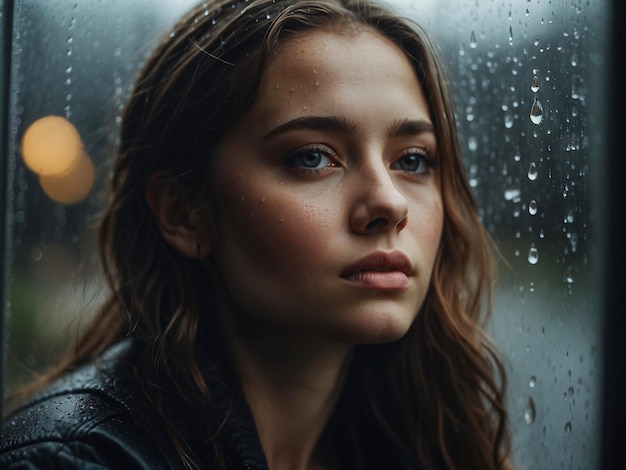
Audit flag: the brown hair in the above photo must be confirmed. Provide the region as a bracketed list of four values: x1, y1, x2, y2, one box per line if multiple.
[15, 0, 511, 468]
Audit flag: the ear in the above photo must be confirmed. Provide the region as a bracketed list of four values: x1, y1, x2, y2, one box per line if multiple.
[146, 171, 212, 259]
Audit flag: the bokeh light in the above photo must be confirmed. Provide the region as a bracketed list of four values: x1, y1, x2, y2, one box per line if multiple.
[21, 115, 83, 176]
[38, 150, 95, 205]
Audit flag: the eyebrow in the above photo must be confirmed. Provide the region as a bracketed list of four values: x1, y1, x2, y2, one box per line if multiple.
[262, 116, 356, 140]
[387, 118, 435, 138]
[261, 115, 435, 140]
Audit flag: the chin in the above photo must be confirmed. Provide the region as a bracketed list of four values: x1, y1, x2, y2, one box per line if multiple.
[327, 311, 417, 345]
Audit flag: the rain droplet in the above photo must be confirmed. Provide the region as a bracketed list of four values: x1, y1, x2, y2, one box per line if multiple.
[530, 98, 543, 124]
[529, 200, 538, 215]
[469, 30, 477, 48]
[565, 266, 574, 284]
[531, 75, 539, 92]
[504, 112, 514, 129]
[504, 188, 521, 201]
[565, 210, 575, 223]
[508, 26, 513, 45]
[527, 162, 538, 181]
[468, 136, 477, 151]
[528, 243, 539, 265]
[533, 36, 539, 46]
[564, 421, 572, 433]
[529, 376, 537, 388]
[524, 397, 536, 424]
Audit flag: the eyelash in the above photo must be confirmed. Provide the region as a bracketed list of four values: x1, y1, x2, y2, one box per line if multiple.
[285, 144, 338, 174]
[284, 144, 437, 178]
[390, 147, 437, 177]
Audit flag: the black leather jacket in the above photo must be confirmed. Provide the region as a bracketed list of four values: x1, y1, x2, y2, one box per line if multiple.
[0, 339, 269, 469]
[0, 339, 415, 469]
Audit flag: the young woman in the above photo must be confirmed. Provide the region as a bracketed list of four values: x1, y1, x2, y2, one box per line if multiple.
[0, 0, 511, 468]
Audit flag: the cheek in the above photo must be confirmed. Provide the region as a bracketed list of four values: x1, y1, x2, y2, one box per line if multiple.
[217, 180, 340, 275]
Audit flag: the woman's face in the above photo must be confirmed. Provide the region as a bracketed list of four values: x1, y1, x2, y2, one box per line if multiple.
[210, 29, 443, 344]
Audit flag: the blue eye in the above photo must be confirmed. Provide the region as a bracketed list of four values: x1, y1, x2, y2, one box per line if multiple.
[391, 149, 435, 175]
[286, 145, 337, 170]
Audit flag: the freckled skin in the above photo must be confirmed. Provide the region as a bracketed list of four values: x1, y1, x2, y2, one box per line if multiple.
[211, 29, 444, 344]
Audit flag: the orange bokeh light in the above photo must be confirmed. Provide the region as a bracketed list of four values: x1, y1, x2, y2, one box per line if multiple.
[21, 115, 83, 176]
[39, 150, 95, 205]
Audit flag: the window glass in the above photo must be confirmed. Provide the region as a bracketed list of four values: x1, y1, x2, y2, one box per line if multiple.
[412, 1, 606, 468]
[3, 1, 606, 468]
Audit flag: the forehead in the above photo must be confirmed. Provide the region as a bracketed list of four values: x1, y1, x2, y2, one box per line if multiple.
[246, 28, 431, 128]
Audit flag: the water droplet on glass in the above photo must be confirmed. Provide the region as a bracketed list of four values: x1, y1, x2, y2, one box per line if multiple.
[564, 421, 572, 433]
[531, 75, 539, 92]
[504, 112, 514, 129]
[528, 243, 539, 265]
[527, 162, 538, 181]
[469, 30, 477, 48]
[565, 266, 574, 284]
[530, 98, 543, 124]
[508, 26, 513, 45]
[468, 136, 477, 151]
[565, 210, 574, 223]
[529, 376, 537, 388]
[504, 188, 521, 201]
[529, 200, 538, 215]
[524, 397, 536, 424]
[533, 36, 539, 46]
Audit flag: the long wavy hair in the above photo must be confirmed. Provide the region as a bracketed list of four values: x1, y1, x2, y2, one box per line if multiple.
[16, 0, 511, 468]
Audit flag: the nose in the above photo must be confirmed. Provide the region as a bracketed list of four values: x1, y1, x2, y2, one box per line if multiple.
[349, 163, 409, 235]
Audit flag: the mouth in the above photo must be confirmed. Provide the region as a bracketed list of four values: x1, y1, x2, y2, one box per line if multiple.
[340, 251, 412, 290]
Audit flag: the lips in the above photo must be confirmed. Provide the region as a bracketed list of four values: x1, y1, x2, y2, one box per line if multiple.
[340, 251, 413, 290]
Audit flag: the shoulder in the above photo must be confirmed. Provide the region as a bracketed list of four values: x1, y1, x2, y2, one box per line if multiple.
[0, 340, 183, 469]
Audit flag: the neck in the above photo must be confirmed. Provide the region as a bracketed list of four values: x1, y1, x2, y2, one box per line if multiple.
[227, 322, 352, 470]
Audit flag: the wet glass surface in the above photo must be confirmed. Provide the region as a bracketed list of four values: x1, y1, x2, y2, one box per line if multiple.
[2, 1, 607, 468]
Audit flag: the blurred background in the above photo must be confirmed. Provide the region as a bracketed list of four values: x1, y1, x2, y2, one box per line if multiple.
[0, 0, 613, 468]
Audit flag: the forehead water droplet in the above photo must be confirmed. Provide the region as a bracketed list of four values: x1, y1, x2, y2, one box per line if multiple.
[469, 30, 477, 48]
[530, 98, 543, 124]
[527, 162, 538, 181]
[528, 200, 538, 215]
[524, 397, 536, 424]
[528, 244, 539, 265]
[531, 76, 539, 92]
